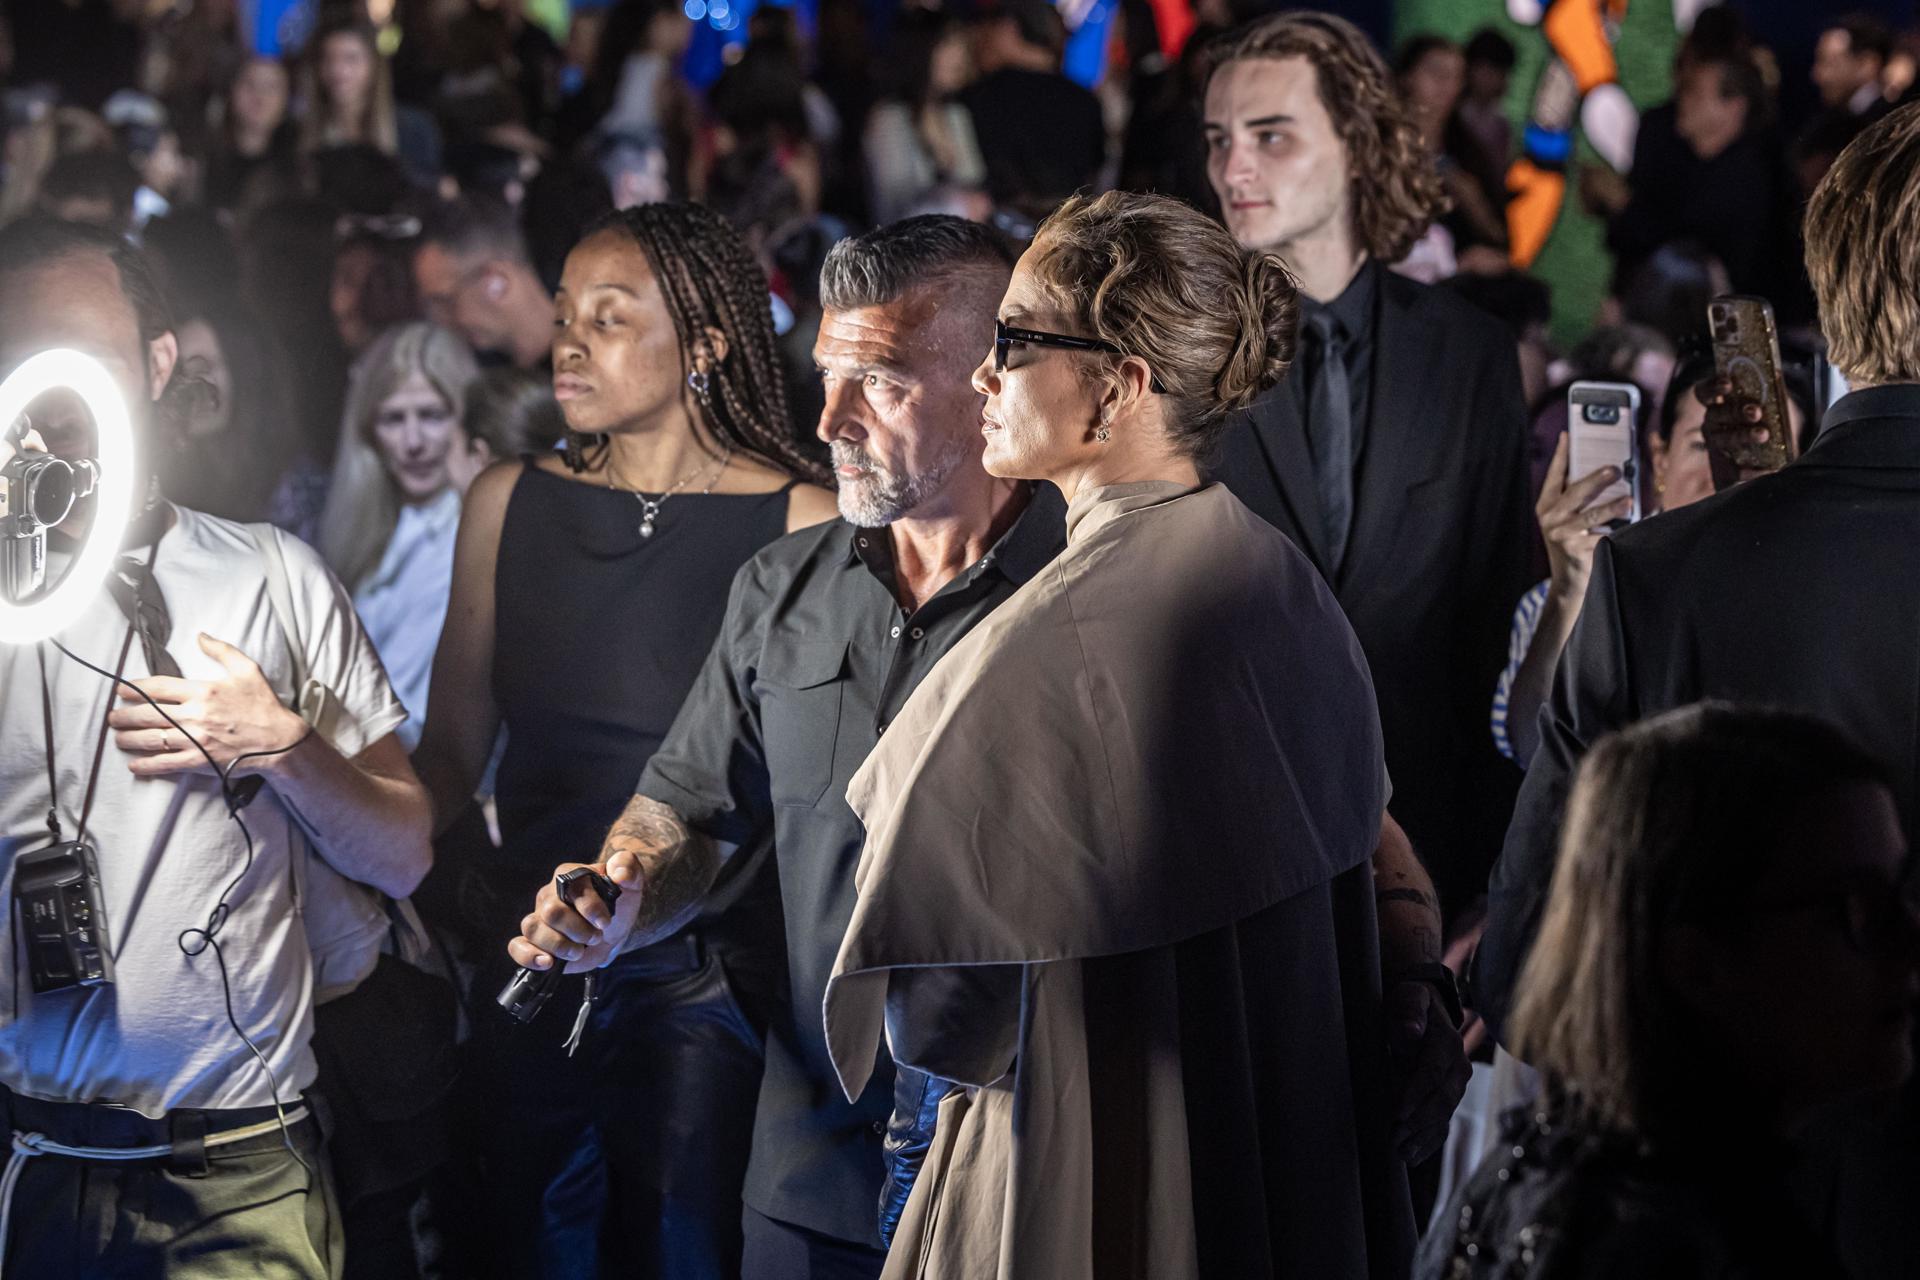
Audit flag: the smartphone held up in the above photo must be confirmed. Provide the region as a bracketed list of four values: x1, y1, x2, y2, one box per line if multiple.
[1568, 380, 1642, 531]
[1707, 295, 1797, 476]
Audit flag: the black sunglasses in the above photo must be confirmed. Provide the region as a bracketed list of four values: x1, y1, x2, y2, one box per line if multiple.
[995, 320, 1165, 394]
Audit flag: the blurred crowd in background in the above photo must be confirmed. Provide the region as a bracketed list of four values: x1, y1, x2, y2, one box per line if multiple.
[0, 2, 1897, 538]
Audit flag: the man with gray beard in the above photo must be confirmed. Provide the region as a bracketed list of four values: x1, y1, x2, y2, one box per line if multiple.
[509, 216, 1058, 1277]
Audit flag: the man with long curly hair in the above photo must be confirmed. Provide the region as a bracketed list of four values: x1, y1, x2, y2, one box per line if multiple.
[1199, 8, 1534, 1086]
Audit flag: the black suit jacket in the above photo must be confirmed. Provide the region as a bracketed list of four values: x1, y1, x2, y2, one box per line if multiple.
[1210, 267, 1533, 918]
[1476, 385, 1920, 1279]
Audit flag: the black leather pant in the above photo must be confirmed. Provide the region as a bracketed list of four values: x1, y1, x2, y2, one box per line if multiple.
[446, 932, 772, 1280]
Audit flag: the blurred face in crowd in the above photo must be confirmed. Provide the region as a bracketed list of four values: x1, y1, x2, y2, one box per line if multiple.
[603, 141, 670, 211]
[415, 242, 511, 357]
[930, 30, 974, 96]
[650, 9, 694, 59]
[175, 318, 231, 440]
[1205, 56, 1353, 258]
[1888, 49, 1917, 102]
[1649, 392, 1715, 514]
[1400, 45, 1464, 131]
[814, 280, 992, 526]
[969, 248, 1109, 485]
[1465, 56, 1508, 106]
[567, 10, 606, 72]
[1672, 781, 1919, 1120]
[1675, 62, 1747, 161]
[371, 371, 467, 504]
[140, 130, 185, 199]
[0, 250, 177, 524]
[1814, 28, 1884, 109]
[551, 229, 698, 437]
[230, 57, 289, 141]
[320, 31, 376, 117]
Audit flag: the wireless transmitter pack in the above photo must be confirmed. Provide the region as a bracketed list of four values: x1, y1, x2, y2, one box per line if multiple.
[498, 867, 621, 1053]
[14, 839, 113, 993]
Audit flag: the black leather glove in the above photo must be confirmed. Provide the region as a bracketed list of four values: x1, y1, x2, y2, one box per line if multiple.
[877, 1065, 948, 1247]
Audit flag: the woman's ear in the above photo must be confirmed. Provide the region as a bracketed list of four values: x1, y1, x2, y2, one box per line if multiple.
[1103, 356, 1155, 425]
[700, 325, 731, 368]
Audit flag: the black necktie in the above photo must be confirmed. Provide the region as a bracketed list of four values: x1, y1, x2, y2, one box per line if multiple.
[104, 552, 182, 679]
[1304, 309, 1354, 572]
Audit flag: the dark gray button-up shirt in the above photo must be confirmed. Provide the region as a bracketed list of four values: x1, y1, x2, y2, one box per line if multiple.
[637, 485, 1066, 1245]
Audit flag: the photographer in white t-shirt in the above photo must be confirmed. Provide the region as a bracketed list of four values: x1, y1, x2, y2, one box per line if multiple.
[0, 218, 431, 1278]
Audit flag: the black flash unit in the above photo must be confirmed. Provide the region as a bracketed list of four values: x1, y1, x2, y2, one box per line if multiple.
[14, 840, 114, 993]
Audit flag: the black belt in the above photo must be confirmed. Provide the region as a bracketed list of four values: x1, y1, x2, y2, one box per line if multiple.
[0, 1085, 309, 1174]
[616, 930, 711, 978]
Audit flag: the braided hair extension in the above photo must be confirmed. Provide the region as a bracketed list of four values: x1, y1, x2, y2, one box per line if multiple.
[563, 202, 829, 485]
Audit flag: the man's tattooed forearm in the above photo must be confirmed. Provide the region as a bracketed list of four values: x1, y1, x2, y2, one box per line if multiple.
[604, 796, 721, 945]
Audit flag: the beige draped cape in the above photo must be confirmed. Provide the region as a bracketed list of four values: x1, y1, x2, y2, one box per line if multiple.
[825, 482, 1412, 1279]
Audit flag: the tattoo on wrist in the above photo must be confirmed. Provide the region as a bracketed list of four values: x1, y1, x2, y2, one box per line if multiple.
[1375, 888, 1437, 910]
[606, 796, 716, 943]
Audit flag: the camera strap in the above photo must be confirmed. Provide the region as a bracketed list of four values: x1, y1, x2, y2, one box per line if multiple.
[37, 624, 135, 850]
[35, 538, 160, 848]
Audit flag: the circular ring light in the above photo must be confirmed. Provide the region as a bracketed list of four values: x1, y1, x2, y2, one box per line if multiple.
[0, 349, 134, 645]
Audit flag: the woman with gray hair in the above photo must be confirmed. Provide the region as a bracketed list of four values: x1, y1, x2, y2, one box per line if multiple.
[319, 321, 483, 748]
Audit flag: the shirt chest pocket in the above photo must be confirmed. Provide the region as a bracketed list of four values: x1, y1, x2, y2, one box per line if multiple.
[757, 640, 848, 809]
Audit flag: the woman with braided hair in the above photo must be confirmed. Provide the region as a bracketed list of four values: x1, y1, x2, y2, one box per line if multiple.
[414, 201, 836, 1279]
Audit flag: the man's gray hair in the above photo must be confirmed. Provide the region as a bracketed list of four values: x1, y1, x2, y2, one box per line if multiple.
[818, 216, 1016, 312]
[420, 193, 531, 266]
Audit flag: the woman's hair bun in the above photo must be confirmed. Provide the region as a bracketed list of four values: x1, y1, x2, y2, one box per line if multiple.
[1030, 191, 1304, 459]
[1213, 251, 1299, 413]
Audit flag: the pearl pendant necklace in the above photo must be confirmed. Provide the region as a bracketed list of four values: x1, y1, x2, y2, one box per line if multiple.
[607, 446, 733, 538]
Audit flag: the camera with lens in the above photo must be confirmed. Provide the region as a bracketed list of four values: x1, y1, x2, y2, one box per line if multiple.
[2, 416, 99, 603]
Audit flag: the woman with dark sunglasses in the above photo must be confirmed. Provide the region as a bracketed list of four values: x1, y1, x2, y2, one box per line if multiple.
[822, 190, 1432, 1277]
[1422, 702, 1920, 1280]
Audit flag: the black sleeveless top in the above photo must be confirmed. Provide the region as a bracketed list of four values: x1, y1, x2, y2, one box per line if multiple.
[492, 459, 795, 950]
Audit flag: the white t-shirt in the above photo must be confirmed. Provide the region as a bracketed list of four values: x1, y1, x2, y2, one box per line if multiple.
[0, 506, 406, 1114]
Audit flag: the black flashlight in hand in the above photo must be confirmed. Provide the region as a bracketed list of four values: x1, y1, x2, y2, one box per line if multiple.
[498, 866, 622, 1024]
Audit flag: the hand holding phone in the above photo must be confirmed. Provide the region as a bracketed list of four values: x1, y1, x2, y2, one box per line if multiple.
[1567, 381, 1642, 529]
[1539, 432, 1630, 607]
[1705, 296, 1796, 487]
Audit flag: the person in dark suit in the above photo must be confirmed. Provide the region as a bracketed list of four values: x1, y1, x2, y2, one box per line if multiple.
[1815, 13, 1894, 122]
[1599, 50, 1795, 304]
[1477, 104, 1920, 1280]
[1200, 13, 1534, 928]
